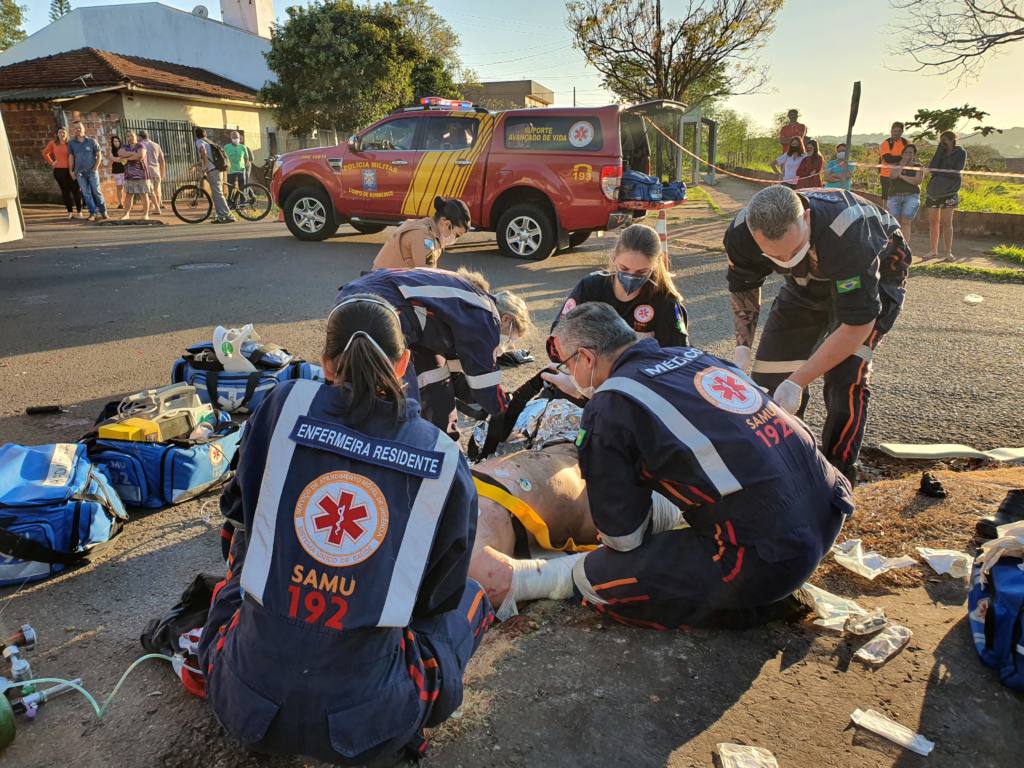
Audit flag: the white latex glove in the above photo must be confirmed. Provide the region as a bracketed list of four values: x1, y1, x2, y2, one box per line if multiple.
[540, 368, 581, 398]
[732, 345, 753, 372]
[773, 378, 804, 414]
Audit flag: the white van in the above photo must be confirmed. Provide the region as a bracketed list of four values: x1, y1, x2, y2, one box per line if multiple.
[0, 112, 25, 243]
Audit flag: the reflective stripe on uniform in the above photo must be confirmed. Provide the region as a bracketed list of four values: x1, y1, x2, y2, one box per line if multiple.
[854, 345, 873, 363]
[240, 380, 320, 606]
[571, 555, 608, 606]
[398, 284, 497, 316]
[751, 358, 807, 374]
[599, 508, 651, 552]
[829, 204, 881, 237]
[464, 370, 502, 390]
[376, 433, 461, 627]
[413, 305, 428, 330]
[417, 364, 451, 388]
[596, 377, 743, 497]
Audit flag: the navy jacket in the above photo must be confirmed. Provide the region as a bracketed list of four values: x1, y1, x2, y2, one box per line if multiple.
[724, 188, 910, 332]
[337, 268, 506, 414]
[578, 340, 852, 556]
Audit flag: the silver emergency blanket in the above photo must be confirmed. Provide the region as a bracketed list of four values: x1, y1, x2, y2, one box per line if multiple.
[472, 398, 584, 457]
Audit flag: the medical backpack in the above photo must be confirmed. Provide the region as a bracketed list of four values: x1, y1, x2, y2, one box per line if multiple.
[968, 556, 1024, 692]
[84, 410, 242, 509]
[0, 443, 128, 586]
[661, 181, 687, 202]
[619, 170, 663, 202]
[171, 341, 323, 414]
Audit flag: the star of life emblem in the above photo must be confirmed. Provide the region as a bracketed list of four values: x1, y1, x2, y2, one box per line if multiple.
[693, 366, 763, 415]
[294, 471, 389, 567]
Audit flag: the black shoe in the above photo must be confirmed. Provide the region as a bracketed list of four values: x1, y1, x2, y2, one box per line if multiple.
[919, 471, 948, 498]
[976, 489, 1024, 540]
[497, 349, 534, 367]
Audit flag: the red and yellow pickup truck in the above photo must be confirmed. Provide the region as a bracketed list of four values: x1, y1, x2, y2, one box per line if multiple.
[270, 98, 677, 260]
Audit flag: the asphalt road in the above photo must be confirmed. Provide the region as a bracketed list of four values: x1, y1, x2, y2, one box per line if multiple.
[1, 214, 1022, 452]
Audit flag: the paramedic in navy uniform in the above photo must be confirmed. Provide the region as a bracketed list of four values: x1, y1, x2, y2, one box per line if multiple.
[545, 302, 852, 629]
[199, 295, 493, 765]
[552, 223, 688, 351]
[336, 267, 531, 440]
[723, 185, 910, 483]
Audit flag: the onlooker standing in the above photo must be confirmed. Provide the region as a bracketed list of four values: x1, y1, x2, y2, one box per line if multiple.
[193, 127, 234, 224]
[878, 122, 907, 200]
[824, 143, 857, 190]
[886, 144, 924, 240]
[778, 109, 807, 151]
[925, 131, 967, 261]
[110, 135, 126, 209]
[138, 129, 165, 214]
[41, 126, 84, 219]
[119, 129, 152, 220]
[224, 130, 251, 193]
[795, 138, 824, 188]
[771, 136, 806, 188]
[67, 121, 107, 221]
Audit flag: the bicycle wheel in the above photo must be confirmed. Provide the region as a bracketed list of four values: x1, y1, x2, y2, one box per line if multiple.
[171, 185, 212, 223]
[234, 183, 272, 221]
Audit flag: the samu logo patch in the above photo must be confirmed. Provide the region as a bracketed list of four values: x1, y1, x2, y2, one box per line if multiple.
[836, 276, 861, 294]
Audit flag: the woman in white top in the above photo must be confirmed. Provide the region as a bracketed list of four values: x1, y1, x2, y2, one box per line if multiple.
[772, 136, 807, 188]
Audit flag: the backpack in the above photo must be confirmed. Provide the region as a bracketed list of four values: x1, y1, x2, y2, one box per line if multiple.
[205, 140, 229, 172]
[0, 443, 128, 585]
[968, 556, 1024, 691]
[171, 340, 323, 414]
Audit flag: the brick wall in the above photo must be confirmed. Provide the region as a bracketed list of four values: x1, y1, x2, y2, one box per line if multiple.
[0, 101, 122, 204]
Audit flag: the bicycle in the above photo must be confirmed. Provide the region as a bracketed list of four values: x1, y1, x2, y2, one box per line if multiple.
[171, 170, 272, 223]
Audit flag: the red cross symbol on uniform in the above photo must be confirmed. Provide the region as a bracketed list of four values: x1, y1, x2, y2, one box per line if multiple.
[314, 491, 369, 546]
[711, 374, 748, 402]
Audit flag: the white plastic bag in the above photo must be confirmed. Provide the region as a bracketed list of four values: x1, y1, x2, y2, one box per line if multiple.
[916, 547, 972, 578]
[845, 607, 888, 635]
[801, 583, 867, 631]
[855, 624, 912, 666]
[716, 743, 779, 768]
[850, 708, 934, 756]
[832, 539, 917, 580]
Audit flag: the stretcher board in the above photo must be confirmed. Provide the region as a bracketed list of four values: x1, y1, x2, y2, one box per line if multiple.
[878, 443, 1024, 463]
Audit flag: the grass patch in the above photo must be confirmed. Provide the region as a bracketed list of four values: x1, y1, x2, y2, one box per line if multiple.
[682, 185, 721, 212]
[956, 179, 1024, 215]
[911, 261, 1024, 283]
[992, 244, 1024, 266]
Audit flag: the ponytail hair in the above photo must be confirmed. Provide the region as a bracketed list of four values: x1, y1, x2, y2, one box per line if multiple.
[325, 293, 407, 424]
[433, 195, 471, 229]
[610, 223, 684, 305]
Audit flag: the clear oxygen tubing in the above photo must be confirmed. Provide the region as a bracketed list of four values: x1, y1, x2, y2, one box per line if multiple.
[11, 653, 203, 719]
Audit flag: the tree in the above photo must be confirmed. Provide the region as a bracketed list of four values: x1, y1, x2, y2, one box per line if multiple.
[49, 0, 72, 23]
[0, 0, 27, 52]
[411, 54, 461, 101]
[260, 1, 421, 136]
[392, 0, 467, 81]
[904, 104, 1000, 141]
[566, 0, 782, 105]
[890, 0, 1024, 80]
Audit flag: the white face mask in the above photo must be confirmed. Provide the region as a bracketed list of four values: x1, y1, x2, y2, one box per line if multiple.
[836, 151, 846, 160]
[762, 219, 811, 269]
[572, 351, 596, 399]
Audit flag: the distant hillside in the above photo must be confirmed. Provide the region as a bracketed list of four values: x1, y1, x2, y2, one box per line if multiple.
[812, 127, 1024, 157]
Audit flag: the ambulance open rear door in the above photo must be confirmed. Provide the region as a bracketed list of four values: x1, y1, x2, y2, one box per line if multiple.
[0, 112, 25, 244]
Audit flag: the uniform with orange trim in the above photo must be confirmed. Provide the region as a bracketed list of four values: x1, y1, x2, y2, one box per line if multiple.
[723, 187, 910, 482]
[199, 297, 491, 765]
[549, 307, 852, 630]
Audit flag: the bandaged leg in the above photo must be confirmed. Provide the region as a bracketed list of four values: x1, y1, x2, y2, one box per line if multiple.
[650, 492, 686, 534]
[496, 552, 587, 621]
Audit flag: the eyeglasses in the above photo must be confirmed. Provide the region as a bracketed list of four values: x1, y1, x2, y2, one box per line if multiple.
[546, 336, 585, 375]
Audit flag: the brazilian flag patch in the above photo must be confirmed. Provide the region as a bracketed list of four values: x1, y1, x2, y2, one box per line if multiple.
[575, 428, 588, 448]
[836, 276, 861, 294]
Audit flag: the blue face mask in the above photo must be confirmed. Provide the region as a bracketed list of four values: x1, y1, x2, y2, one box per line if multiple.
[615, 269, 649, 295]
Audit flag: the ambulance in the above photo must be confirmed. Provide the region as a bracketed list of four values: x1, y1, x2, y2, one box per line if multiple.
[270, 97, 681, 260]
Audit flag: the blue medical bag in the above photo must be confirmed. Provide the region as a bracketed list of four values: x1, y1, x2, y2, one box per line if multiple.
[0, 443, 128, 585]
[661, 181, 687, 202]
[171, 341, 323, 414]
[619, 170, 663, 202]
[968, 556, 1024, 692]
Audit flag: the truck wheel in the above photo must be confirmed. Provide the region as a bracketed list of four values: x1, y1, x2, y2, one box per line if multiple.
[284, 187, 338, 241]
[497, 204, 556, 261]
[568, 230, 592, 249]
[350, 222, 387, 235]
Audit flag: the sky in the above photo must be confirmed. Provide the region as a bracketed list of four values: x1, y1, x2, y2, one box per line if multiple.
[21, 0, 1024, 133]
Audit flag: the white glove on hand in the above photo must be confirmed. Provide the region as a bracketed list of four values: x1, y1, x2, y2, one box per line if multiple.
[540, 368, 581, 398]
[773, 379, 803, 414]
[732, 345, 753, 372]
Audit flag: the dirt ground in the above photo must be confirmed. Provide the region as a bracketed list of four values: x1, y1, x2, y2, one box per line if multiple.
[2, 463, 1023, 767]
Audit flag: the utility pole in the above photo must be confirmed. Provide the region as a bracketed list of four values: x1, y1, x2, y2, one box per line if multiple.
[573, 87, 576, 107]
